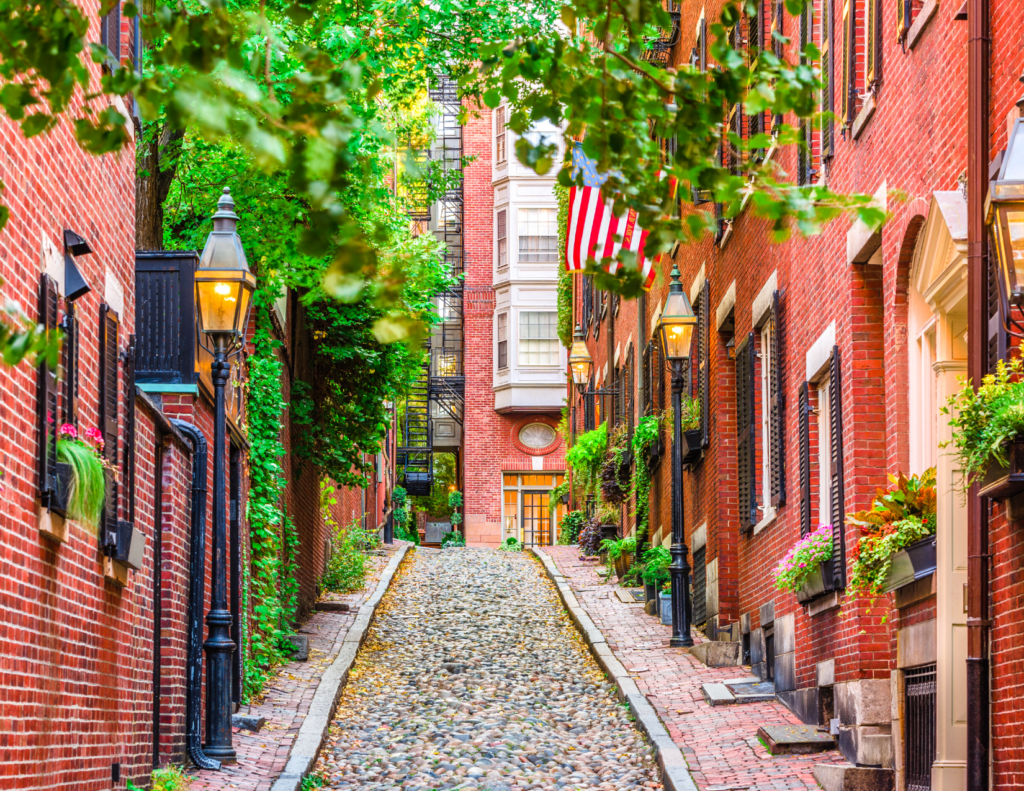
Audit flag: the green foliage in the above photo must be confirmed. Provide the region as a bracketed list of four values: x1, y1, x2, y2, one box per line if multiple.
[678, 397, 700, 432]
[500, 536, 523, 552]
[566, 422, 608, 498]
[411, 453, 457, 517]
[152, 765, 192, 791]
[56, 437, 106, 531]
[772, 525, 832, 593]
[942, 357, 1024, 491]
[392, 486, 408, 508]
[846, 468, 937, 531]
[555, 183, 573, 348]
[577, 517, 604, 556]
[322, 516, 371, 594]
[848, 516, 934, 597]
[559, 510, 587, 545]
[0, 278, 61, 368]
[629, 413, 662, 539]
[640, 546, 671, 586]
[441, 531, 465, 548]
[244, 296, 299, 700]
[300, 775, 325, 791]
[600, 534, 636, 560]
[448, 490, 464, 509]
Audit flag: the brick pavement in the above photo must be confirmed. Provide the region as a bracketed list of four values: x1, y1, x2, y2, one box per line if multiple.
[187, 546, 401, 791]
[544, 547, 848, 791]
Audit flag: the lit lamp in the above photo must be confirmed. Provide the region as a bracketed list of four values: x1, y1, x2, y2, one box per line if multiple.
[568, 324, 594, 394]
[194, 187, 255, 764]
[654, 265, 697, 648]
[989, 118, 1024, 323]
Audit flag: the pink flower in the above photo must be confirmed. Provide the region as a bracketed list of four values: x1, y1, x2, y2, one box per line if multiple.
[84, 427, 104, 449]
[59, 423, 78, 438]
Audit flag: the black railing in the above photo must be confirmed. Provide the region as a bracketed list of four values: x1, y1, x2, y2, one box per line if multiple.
[905, 664, 937, 791]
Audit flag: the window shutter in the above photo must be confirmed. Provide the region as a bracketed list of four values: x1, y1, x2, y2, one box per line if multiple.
[822, 0, 835, 159]
[736, 332, 757, 530]
[897, 0, 911, 40]
[828, 347, 846, 588]
[125, 335, 137, 523]
[699, 278, 711, 448]
[61, 304, 79, 426]
[700, 17, 708, 71]
[769, 290, 786, 506]
[100, 305, 120, 465]
[865, 0, 880, 86]
[101, 1, 121, 63]
[771, 0, 784, 128]
[798, 381, 812, 536]
[626, 343, 635, 438]
[988, 228, 1007, 372]
[655, 339, 665, 412]
[840, 0, 851, 126]
[37, 274, 60, 503]
[642, 340, 654, 416]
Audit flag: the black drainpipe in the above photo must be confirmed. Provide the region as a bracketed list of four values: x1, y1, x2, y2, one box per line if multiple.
[172, 420, 221, 771]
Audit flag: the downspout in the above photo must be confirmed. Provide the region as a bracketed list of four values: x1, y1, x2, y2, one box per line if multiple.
[172, 420, 221, 771]
[966, 0, 990, 786]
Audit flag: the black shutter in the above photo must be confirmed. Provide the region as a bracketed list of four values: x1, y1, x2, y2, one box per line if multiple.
[798, 381, 812, 536]
[829, 347, 846, 588]
[642, 341, 654, 416]
[38, 274, 60, 503]
[125, 335, 137, 523]
[625, 343, 635, 438]
[692, 545, 707, 626]
[822, 0, 835, 160]
[101, 1, 121, 62]
[769, 290, 786, 506]
[736, 332, 757, 530]
[100, 305, 119, 464]
[699, 278, 710, 447]
[988, 244, 1007, 373]
[61, 304, 79, 426]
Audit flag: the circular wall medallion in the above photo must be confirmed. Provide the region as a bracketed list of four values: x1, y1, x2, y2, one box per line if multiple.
[519, 422, 557, 449]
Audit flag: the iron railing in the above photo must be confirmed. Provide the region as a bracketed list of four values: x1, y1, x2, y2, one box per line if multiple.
[905, 664, 937, 791]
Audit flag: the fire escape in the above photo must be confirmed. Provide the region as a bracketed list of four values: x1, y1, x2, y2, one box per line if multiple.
[398, 73, 465, 494]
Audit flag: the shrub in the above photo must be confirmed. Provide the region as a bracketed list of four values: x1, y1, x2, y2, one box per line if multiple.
[849, 516, 935, 596]
[441, 530, 465, 548]
[772, 525, 833, 593]
[640, 546, 671, 586]
[559, 510, 586, 545]
[577, 517, 604, 557]
[566, 422, 608, 497]
[322, 519, 368, 593]
[500, 536, 523, 551]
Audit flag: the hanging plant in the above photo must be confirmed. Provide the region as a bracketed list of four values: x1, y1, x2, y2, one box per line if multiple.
[566, 422, 608, 498]
[55, 424, 107, 530]
[772, 525, 833, 593]
[600, 425, 631, 504]
[629, 413, 662, 540]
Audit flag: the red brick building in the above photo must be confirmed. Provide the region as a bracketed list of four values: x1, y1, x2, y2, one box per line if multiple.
[566, 2, 1024, 790]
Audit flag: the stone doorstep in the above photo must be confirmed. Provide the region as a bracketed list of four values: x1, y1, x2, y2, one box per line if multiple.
[700, 682, 737, 706]
[812, 763, 895, 791]
[314, 601, 350, 612]
[758, 724, 836, 755]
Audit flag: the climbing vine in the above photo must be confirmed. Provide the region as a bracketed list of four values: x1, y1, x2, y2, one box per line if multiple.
[243, 287, 298, 700]
[630, 414, 662, 540]
[555, 183, 573, 348]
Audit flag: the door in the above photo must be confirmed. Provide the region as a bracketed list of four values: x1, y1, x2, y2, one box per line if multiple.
[521, 491, 551, 547]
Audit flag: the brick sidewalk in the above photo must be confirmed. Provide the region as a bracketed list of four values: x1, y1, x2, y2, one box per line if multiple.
[544, 546, 847, 791]
[188, 544, 404, 791]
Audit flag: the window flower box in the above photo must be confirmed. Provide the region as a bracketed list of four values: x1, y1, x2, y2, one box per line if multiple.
[49, 461, 75, 518]
[681, 428, 703, 466]
[795, 562, 829, 604]
[882, 536, 937, 594]
[978, 438, 1024, 501]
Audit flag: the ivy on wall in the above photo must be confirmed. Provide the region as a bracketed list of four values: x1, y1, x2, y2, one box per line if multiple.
[555, 183, 572, 348]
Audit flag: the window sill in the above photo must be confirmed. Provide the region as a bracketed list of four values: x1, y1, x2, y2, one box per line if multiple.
[907, 0, 939, 49]
[752, 507, 777, 536]
[851, 94, 877, 141]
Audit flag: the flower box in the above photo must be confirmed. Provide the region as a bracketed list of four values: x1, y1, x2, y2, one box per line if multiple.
[681, 429, 703, 466]
[795, 563, 829, 604]
[48, 461, 75, 518]
[978, 439, 1024, 501]
[882, 536, 937, 594]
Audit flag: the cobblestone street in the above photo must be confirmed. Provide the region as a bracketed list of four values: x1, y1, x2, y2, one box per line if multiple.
[310, 548, 662, 791]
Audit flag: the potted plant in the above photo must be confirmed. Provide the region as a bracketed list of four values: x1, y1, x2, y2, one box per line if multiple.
[943, 358, 1024, 500]
[659, 581, 673, 626]
[641, 546, 671, 613]
[677, 397, 702, 466]
[596, 503, 620, 545]
[54, 424, 107, 532]
[602, 535, 637, 579]
[577, 516, 604, 558]
[846, 469, 938, 596]
[773, 525, 834, 603]
[600, 425, 631, 505]
[558, 510, 586, 545]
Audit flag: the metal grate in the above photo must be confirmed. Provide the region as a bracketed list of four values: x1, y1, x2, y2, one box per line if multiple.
[691, 546, 707, 626]
[904, 664, 937, 791]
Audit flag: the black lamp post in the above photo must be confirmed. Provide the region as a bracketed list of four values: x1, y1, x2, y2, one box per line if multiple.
[655, 265, 698, 648]
[194, 188, 256, 763]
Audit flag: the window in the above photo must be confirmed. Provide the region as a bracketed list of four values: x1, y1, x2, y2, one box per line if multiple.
[497, 312, 508, 370]
[816, 376, 831, 527]
[760, 321, 773, 512]
[821, 0, 836, 160]
[497, 209, 508, 270]
[518, 208, 558, 263]
[765, 291, 785, 507]
[495, 106, 506, 165]
[101, 0, 121, 65]
[839, 0, 881, 130]
[693, 279, 710, 447]
[736, 332, 757, 531]
[690, 15, 708, 71]
[519, 312, 559, 366]
[747, 1, 766, 143]
[798, 1, 821, 184]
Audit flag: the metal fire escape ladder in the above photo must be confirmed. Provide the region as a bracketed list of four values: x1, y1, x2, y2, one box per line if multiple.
[427, 73, 466, 428]
[398, 361, 433, 495]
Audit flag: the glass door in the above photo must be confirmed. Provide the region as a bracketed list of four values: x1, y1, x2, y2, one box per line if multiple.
[522, 491, 552, 546]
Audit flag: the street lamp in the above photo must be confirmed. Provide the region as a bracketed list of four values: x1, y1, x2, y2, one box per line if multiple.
[654, 264, 697, 648]
[195, 187, 256, 762]
[989, 118, 1024, 335]
[569, 324, 594, 394]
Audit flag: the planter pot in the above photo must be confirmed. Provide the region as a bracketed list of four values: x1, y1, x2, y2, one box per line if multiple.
[979, 440, 1024, 500]
[48, 461, 74, 517]
[600, 524, 620, 545]
[659, 592, 673, 626]
[614, 551, 634, 580]
[644, 582, 657, 605]
[645, 436, 665, 471]
[883, 536, 938, 594]
[795, 563, 829, 604]
[680, 429, 703, 466]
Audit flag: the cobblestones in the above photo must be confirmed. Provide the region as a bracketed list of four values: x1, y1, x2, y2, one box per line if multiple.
[313, 547, 662, 791]
[544, 547, 848, 791]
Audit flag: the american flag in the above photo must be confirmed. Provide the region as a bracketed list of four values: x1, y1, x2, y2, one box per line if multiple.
[564, 142, 658, 290]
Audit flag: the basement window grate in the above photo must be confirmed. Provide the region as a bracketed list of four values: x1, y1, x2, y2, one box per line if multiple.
[904, 663, 937, 791]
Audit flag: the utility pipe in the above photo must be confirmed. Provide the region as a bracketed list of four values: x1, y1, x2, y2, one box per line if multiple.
[966, 0, 991, 785]
[172, 420, 220, 772]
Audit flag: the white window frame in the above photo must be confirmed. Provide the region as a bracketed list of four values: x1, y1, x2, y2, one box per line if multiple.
[518, 311, 559, 367]
[495, 106, 507, 165]
[817, 374, 831, 527]
[517, 208, 559, 265]
[497, 312, 508, 371]
[497, 209, 508, 271]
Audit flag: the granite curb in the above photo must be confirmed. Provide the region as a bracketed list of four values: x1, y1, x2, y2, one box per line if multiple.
[269, 543, 411, 791]
[532, 547, 700, 791]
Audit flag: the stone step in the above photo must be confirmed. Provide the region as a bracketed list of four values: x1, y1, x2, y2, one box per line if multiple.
[700, 682, 736, 706]
[726, 680, 777, 703]
[757, 724, 836, 755]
